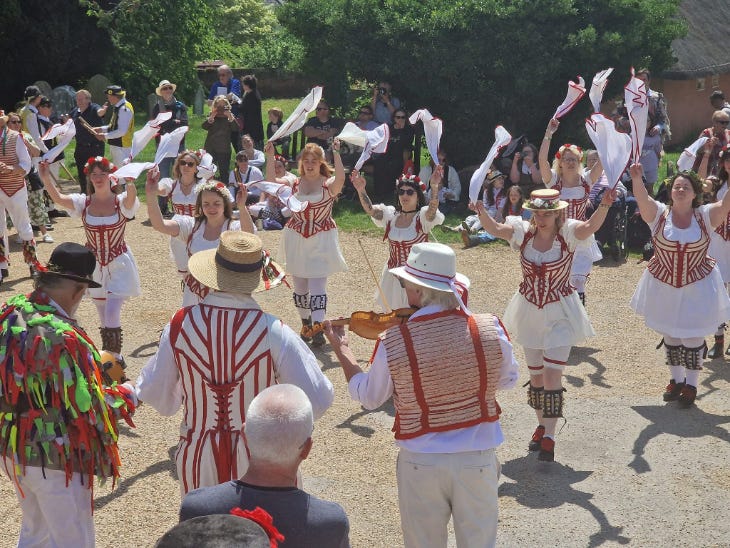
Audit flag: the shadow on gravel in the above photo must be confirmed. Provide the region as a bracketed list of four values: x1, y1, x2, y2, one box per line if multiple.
[500, 456, 630, 546]
[129, 340, 160, 359]
[700, 359, 730, 400]
[629, 405, 730, 474]
[565, 346, 611, 389]
[94, 445, 178, 510]
[336, 400, 395, 439]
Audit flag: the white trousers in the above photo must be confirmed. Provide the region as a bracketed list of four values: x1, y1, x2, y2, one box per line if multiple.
[396, 448, 500, 548]
[0, 187, 34, 241]
[12, 467, 94, 548]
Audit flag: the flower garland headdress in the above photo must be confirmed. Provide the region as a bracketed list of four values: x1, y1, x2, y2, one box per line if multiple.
[83, 156, 116, 175]
[396, 173, 426, 192]
[555, 143, 583, 160]
[194, 179, 234, 202]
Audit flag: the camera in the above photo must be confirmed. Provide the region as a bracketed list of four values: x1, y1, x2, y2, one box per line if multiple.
[378, 87, 387, 96]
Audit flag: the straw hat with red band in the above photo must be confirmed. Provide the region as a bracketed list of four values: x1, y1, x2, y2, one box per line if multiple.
[522, 188, 569, 212]
[389, 242, 471, 314]
[187, 231, 285, 295]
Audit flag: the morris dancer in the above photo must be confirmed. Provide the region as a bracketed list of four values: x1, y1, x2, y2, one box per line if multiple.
[0, 111, 41, 284]
[265, 140, 347, 347]
[351, 168, 443, 310]
[0, 242, 136, 548]
[629, 164, 730, 407]
[145, 170, 255, 307]
[539, 118, 603, 305]
[134, 231, 334, 494]
[324, 242, 518, 548]
[476, 187, 614, 462]
[39, 157, 140, 355]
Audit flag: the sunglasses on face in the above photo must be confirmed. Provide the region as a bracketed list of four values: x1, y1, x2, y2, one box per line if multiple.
[161, 86, 173, 91]
[180, 160, 196, 167]
[398, 188, 416, 196]
[715, 120, 730, 125]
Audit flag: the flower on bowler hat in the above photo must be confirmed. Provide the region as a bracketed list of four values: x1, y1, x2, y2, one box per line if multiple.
[397, 173, 426, 191]
[195, 179, 234, 202]
[555, 143, 583, 160]
[83, 156, 117, 175]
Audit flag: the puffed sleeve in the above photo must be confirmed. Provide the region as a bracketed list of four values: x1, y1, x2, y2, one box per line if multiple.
[66, 193, 88, 217]
[174, 215, 196, 243]
[418, 204, 444, 232]
[116, 191, 140, 219]
[505, 216, 530, 250]
[371, 204, 397, 228]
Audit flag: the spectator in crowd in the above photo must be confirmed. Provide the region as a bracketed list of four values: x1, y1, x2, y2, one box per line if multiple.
[420, 149, 461, 214]
[710, 90, 730, 118]
[267, 107, 290, 157]
[635, 68, 671, 143]
[241, 133, 266, 168]
[152, 80, 189, 210]
[241, 75, 264, 149]
[355, 104, 378, 130]
[95, 85, 135, 166]
[70, 89, 105, 193]
[372, 108, 414, 200]
[325, 242, 518, 548]
[203, 95, 239, 179]
[693, 110, 730, 177]
[19, 85, 45, 160]
[133, 231, 334, 494]
[303, 100, 344, 161]
[229, 151, 264, 203]
[371, 80, 401, 125]
[179, 384, 351, 548]
[509, 142, 543, 192]
[208, 64, 243, 153]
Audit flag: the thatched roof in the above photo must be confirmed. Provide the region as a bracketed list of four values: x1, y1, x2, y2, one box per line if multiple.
[663, 0, 730, 78]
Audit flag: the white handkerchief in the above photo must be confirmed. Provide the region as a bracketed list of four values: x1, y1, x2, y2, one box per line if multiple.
[553, 76, 586, 119]
[130, 112, 173, 160]
[469, 126, 511, 204]
[41, 120, 76, 163]
[154, 126, 189, 165]
[268, 87, 323, 142]
[247, 181, 308, 213]
[589, 68, 613, 113]
[585, 113, 632, 190]
[677, 137, 709, 172]
[409, 109, 442, 166]
[624, 71, 648, 163]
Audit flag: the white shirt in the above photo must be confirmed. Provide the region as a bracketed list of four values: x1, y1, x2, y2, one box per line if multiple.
[348, 304, 519, 453]
[420, 165, 462, 202]
[103, 99, 133, 141]
[135, 292, 334, 419]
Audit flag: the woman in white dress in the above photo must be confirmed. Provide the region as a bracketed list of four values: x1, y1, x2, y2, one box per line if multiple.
[265, 140, 347, 347]
[150, 150, 206, 279]
[351, 168, 443, 311]
[539, 118, 603, 305]
[39, 156, 140, 355]
[476, 187, 613, 462]
[629, 164, 730, 407]
[145, 172, 254, 306]
[699, 145, 730, 357]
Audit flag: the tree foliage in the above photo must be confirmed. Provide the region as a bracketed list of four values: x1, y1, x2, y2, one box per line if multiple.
[278, 0, 686, 165]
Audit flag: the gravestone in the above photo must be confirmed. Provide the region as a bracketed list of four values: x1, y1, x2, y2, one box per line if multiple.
[33, 81, 53, 101]
[86, 74, 111, 107]
[193, 84, 205, 115]
[51, 85, 77, 120]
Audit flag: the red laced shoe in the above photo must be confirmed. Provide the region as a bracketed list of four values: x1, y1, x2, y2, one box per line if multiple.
[663, 379, 685, 402]
[528, 425, 545, 452]
[538, 437, 555, 462]
[677, 385, 697, 408]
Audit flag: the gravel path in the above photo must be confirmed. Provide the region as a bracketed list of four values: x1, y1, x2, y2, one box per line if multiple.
[1, 201, 729, 547]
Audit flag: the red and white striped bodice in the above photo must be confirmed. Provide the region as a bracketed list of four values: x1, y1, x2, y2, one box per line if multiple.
[170, 180, 196, 216]
[384, 215, 428, 269]
[169, 305, 276, 491]
[0, 130, 26, 197]
[647, 209, 715, 288]
[553, 177, 591, 220]
[286, 183, 337, 238]
[82, 197, 128, 267]
[518, 230, 574, 309]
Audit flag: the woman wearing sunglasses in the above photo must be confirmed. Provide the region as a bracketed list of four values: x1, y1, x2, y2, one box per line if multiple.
[351, 167, 443, 311]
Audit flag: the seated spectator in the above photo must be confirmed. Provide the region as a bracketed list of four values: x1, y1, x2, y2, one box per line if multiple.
[693, 110, 730, 177]
[179, 384, 350, 548]
[509, 142, 543, 192]
[269, 154, 297, 187]
[249, 191, 291, 231]
[303, 100, 345, 161]
[370, 80, 401, 125]
[710, 90, 730, 118]
[241, 134, 266, 168]
[639, 131, 662, 191]
[420, 150, 461, 213]
[355, 105, 378, 131]
[267, 107, 290, 158]
[229, 151, 264, 203]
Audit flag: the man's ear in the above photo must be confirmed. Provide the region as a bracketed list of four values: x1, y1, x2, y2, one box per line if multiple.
[299, 437, 313, 461]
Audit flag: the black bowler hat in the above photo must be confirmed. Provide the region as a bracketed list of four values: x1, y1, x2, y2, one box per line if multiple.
[38, 242, 101, 288]
[106, 85, 125, 97]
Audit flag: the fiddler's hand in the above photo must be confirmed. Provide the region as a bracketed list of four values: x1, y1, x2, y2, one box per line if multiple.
[323, 320, 348, 349]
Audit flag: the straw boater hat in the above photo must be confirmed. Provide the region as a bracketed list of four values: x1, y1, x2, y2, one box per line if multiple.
[187, 231, 285, 294]
[389, 242, 471, 313]
[155, 79, 177, 96]
[522, 188, 569, 211]
[35, 242, 101, 288]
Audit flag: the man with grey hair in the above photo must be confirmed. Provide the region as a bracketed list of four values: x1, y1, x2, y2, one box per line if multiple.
[325, 242, 519, 548]
[179, 384, 350, 548]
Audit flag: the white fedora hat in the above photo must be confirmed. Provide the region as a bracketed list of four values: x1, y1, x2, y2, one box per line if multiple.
[389, 242, 469, 292]
[156, 79, 177, 96]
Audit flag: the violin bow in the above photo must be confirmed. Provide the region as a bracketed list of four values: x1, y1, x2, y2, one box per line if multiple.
[357, 238, 393, 313]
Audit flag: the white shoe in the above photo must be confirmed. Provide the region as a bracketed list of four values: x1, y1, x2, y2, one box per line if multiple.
[42, 234, 54, 243]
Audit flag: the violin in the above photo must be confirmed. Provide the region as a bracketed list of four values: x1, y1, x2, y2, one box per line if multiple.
[303, 308, 417, 340]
